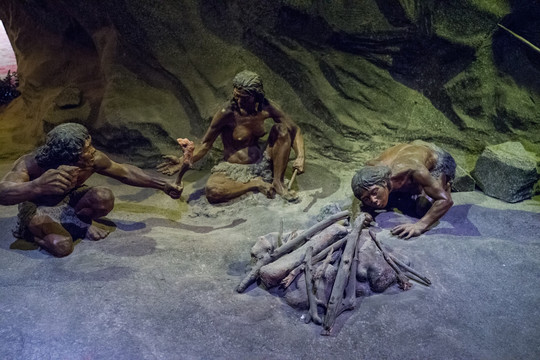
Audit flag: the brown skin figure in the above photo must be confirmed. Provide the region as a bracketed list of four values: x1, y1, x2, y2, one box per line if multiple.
[0, 123, 182, 257]
[157, 70, 305, 203]
[351, 141, 456, 239]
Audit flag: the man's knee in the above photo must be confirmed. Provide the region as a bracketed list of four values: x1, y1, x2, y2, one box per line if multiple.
[90, 187, 115, 208]
[28, 215, 74, 257]
[77, 187, 115, 218]
[45, 234, 74, 257]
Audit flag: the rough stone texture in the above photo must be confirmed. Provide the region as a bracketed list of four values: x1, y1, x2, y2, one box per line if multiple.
[1, 159, 539, 358]
[54, 86, 82, 109]
[0, 1, 539, 167]
[472, 141, 538, 202]
[452, 164, 476, 192]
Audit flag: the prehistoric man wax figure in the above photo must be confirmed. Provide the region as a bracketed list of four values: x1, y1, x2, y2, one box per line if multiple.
[157, 70, 305, 203]
[0, 123, 183, 257]
[351, 140, 456, 239]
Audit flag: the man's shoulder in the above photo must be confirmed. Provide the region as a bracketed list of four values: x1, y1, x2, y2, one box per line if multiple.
[14, 153, 38, 171]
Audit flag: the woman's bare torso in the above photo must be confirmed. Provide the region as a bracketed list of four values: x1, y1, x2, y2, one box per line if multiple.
[221, 108, 270, 164]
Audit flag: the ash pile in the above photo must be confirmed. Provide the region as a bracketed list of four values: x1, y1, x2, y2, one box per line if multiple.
[236, 210, 431, 336]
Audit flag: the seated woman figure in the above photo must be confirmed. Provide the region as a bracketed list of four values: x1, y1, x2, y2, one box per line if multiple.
[158, 70, 305, 203]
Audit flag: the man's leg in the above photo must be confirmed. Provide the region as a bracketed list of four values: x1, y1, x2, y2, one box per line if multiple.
[28, 215, 74, 257]
[73, 186, 115, 240]
[205, 173, 275, 204]
[266, 124, 296, 200]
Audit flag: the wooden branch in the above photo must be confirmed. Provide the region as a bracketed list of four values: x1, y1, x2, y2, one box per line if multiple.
[260, 224, 347, 288]
[235, 253, 271, 293]
[337, 230, 369, 316]
[337, 247, 358, 317]
[280, 236, 346, 289]
[313, 245, 339, 281]
[389, 254, 431, 286]
[270, 210, 350, 261]
[236, 210, 350, 293]
[281, 264, 305, 289]
[288, 169, 298, 191]
[369, 230, 411, 291]
[322, 213, 366, 335]
[304, 246, 323, 325]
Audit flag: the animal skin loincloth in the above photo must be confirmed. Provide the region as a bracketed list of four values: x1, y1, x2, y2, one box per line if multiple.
[211, 153, 273, 183]
[13, 186, 92, 242]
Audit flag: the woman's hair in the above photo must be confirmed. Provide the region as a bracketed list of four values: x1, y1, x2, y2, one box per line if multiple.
[35, 123, 90, 169]
[231, 70, 268, 111]
[351, 165, 392, 199]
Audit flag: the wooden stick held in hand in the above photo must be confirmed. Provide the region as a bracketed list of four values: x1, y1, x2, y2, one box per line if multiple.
[288, 169, 298, 191]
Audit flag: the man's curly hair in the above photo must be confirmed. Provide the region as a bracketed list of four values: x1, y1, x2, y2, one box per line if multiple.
[35, 123, 90, 170]
[351, 165, 392, 200]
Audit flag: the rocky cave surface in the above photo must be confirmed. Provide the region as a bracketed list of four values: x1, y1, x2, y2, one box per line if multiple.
[1, 1, 540, 358]
[0, 0, 539, 170]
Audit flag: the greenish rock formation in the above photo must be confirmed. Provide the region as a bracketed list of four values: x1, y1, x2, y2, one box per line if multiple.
[0, 1, 538, 169]
[452, 165, 476, 192]
[472, 141, 538, 202]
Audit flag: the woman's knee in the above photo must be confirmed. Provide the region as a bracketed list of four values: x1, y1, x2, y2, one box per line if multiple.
[205, 184, 225, 204]
[268, 124, 291, 145]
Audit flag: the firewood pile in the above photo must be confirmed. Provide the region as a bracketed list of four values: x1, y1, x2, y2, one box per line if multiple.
[236, 210, 431, 335]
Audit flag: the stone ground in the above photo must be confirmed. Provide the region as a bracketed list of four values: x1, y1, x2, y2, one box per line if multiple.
[0, 159, 539, 360]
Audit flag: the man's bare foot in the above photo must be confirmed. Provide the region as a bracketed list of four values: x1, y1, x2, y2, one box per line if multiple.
[259, 182, 276, 199]
[281, 190, 299, 202]
[273, 182, 299, 202]
[86, 224, 110, 240]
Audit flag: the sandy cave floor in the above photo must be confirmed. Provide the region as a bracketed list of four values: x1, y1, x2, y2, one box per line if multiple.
[0, 158, 539, 360]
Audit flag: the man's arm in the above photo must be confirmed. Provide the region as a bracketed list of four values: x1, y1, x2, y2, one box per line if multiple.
[0, 156, 75, 205]
[267, 101, 305, 173]
[94, 151, 182, 199]
[291, 127, 305, 173]
[391, 168, 453, 239]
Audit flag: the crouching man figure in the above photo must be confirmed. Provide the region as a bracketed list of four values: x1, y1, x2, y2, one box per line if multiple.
[351, 140, 456, 239]
[0, 123, 182, 257]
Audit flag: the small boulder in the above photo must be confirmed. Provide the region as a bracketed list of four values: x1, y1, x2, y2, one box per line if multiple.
[472, 142, 538, 203]
[452, 165, 476, 192]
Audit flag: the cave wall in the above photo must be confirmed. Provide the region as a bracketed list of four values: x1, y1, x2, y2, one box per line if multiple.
[0, 0, 539, 167]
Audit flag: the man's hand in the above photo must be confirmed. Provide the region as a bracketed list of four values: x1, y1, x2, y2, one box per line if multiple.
[391, 222, 425, 239]
[363, 213, 373, 227]
[34, 167, 78, 195]
[163, 182, 184, 199]
[156, 155, 183, 176]
[58, 165, 80, 187]
[292, 157, 305, 174]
